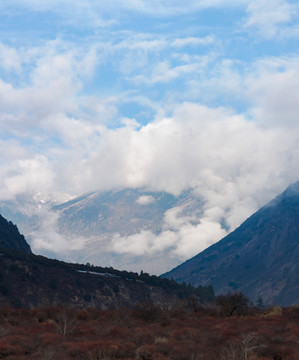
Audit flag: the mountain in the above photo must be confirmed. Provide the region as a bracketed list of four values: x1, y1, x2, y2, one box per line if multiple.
[54, 188, 201, 237]
[0, 214, 31, 254]
[0, 247, 214, 309]
[0, 189, 204, 274]
[0, 213, 214, 309]
[163, 181, 299, 306]
[54, 188, 204, 272]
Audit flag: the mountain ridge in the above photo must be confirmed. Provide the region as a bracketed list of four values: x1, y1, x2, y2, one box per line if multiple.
[163, 181, 299, 306]
[0, 214, 32, 254]
[0, 213, 214, 309]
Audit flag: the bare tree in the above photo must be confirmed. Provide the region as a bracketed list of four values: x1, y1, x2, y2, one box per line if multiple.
[219, 333, 265, 360]
[219, 341, 244, 360]
[55, 307, 76, 336]
[241, 333, 265, 359]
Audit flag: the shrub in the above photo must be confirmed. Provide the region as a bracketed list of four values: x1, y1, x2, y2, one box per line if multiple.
[134, 302, 164, 323]
[136, 344, 156, 360]
[216, 292, 249, 316]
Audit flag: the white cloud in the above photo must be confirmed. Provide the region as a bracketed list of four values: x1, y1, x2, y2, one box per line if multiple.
[111, 203, 227, 259]
[111, 230, 176, 256]
[40, 113, 101, 146]
[244, 0, 296, 38]
[0, 44, 83, 134]
[130, 61, 203, 84]
[245, 57, 299, 127]
[163, 204, 228, 258]
[136, 195, 156, 205]
[0, 0, 298, 270]
[0, 155, 53, 201]
[1, 41, 298, 260]
[171, 218, 227, 258]
[171, 36, 215, 48]
[116, 37, 167, 51]
[103, 98, 297, 262]
[29, 207, 86, 253]
[184, 55, 299, 129]
[0, 40, 115, 147]
[1, 0, 248, 17]
[0, 43, 22, 72]
[57, 101, 298, 233]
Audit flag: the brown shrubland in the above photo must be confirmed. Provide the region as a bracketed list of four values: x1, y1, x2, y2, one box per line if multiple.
[0, 305, 298, 359]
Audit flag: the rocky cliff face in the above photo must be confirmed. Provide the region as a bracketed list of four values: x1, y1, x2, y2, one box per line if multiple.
[0, 214, 31, 254]
[163, 181, 299, 306]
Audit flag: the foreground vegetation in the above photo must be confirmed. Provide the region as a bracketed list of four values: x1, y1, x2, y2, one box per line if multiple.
[0, 304, 298, 359]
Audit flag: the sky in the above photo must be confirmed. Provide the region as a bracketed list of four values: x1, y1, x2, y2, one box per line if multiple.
[0, 0, 299, 269]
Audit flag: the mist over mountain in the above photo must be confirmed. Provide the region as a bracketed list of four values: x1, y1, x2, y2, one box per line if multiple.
[1, 180, 298, 306]
[0, 189, 210, 274]
[54, 189, 209, 273]
[54, 189, 199, 237]
[163, 181, 299, 306]
[1, 181, 298, 306]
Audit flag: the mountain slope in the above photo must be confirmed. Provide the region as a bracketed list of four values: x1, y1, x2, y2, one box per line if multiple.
[54, 188, 203, 236]
[0, 188, 203, 274]
[0, 214, 31, 254]
[52, 189, 205, 273]
[0, 214, 214, 310]
[0, 188, 204, 274]
[0, 247, 214, 309]
[163, 181, 299, 306]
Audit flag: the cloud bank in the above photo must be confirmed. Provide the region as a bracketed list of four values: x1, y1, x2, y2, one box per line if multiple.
[16, 100, 298, 266]
[0, 0, 298, 269]
[111, 204, 227, 260]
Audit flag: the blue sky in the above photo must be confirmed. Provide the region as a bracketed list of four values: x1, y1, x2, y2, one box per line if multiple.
[1, 0, 298, 125]
[0, 0, 299, 262]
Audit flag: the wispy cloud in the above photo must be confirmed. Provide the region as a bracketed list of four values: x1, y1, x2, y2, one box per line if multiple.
[244, 0, 297, 38]
[1, 0, 247, 16]
[29, 207, 86, 253]
[171, 36, 215, 47]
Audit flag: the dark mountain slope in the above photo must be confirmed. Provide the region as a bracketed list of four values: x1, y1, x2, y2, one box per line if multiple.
[0, 248, 214, 309]
[163, 181, 299, 306]
[0, 214, 31, 254]
[0, 214, 214, 309]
